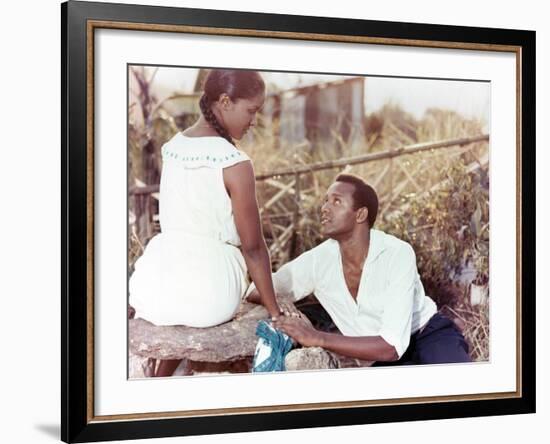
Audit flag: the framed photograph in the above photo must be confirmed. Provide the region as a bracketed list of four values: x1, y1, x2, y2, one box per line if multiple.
[62, 0, 535, 442]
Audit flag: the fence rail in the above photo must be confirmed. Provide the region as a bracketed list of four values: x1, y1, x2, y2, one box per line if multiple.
[254, 134, 489, 180]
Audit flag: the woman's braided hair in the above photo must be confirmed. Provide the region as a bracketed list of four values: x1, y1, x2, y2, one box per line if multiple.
[199, 94, 234, 146]
[199, 69, 265, 146]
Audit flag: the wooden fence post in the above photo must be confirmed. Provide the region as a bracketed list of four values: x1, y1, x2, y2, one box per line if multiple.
[289, 172, 301, 259]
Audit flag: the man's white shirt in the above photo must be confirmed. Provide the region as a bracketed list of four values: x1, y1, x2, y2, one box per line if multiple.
[246, 229, 437, 358]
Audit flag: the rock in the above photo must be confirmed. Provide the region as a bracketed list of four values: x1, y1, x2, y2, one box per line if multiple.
[331, 353, 374, 369]
[172, 358, 252, 376]
[129, 302, 269, 362]
[470, 283, 488, 306]
[128, 350, 150, 378]
[284, 347, 374, 371]
[285, 347, 338, 371]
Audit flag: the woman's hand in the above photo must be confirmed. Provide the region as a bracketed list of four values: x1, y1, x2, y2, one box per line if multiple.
[248, 289, 301, 320]
[278, 300, 301, 318]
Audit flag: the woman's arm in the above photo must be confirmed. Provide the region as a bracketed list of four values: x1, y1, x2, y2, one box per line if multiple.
[223, 161, 281, 319]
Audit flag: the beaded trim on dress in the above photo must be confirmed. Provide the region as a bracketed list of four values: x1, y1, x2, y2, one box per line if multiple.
[161, 133, 250, 169]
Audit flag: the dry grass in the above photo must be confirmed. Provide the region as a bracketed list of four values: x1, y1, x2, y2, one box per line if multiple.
[442, 301, 490, 362]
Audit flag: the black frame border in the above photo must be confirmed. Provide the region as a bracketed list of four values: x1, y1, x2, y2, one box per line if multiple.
[62, 1, 536, 442]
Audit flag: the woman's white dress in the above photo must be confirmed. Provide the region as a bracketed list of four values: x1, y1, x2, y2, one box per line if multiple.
[129, 133, 250, 327]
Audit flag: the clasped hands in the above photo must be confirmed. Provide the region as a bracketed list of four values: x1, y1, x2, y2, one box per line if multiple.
[270, 300, 323, 348]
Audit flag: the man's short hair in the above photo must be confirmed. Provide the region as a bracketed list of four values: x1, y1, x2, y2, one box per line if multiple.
[335, 173, 379, 227]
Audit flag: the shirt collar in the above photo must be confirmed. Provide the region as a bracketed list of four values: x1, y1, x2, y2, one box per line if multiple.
[365, 229, 387, 265]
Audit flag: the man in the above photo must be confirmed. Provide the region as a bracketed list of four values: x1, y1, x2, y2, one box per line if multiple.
[246, 174, 470, 366]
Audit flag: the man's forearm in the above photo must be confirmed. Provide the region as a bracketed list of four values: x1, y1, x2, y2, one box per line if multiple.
[273, 315, 397, 362]
[316, 331, 398, 362]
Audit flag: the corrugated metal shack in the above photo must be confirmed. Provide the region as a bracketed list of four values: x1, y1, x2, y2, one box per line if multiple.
[262, 76, 365, 150]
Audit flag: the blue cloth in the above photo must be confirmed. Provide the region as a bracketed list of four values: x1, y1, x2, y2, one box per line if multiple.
[252, 320, 294, 372]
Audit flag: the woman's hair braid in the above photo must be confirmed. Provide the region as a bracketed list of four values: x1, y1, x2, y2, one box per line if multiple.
[199, 94, 235, 146]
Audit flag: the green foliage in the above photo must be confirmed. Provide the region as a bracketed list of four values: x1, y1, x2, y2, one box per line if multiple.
[379, 160, 489, 304]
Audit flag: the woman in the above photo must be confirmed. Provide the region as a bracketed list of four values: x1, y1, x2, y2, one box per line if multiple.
[129, 69, 283, 376]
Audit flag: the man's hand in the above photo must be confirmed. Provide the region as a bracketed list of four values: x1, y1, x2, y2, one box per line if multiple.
[273, 314, 323, 348]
